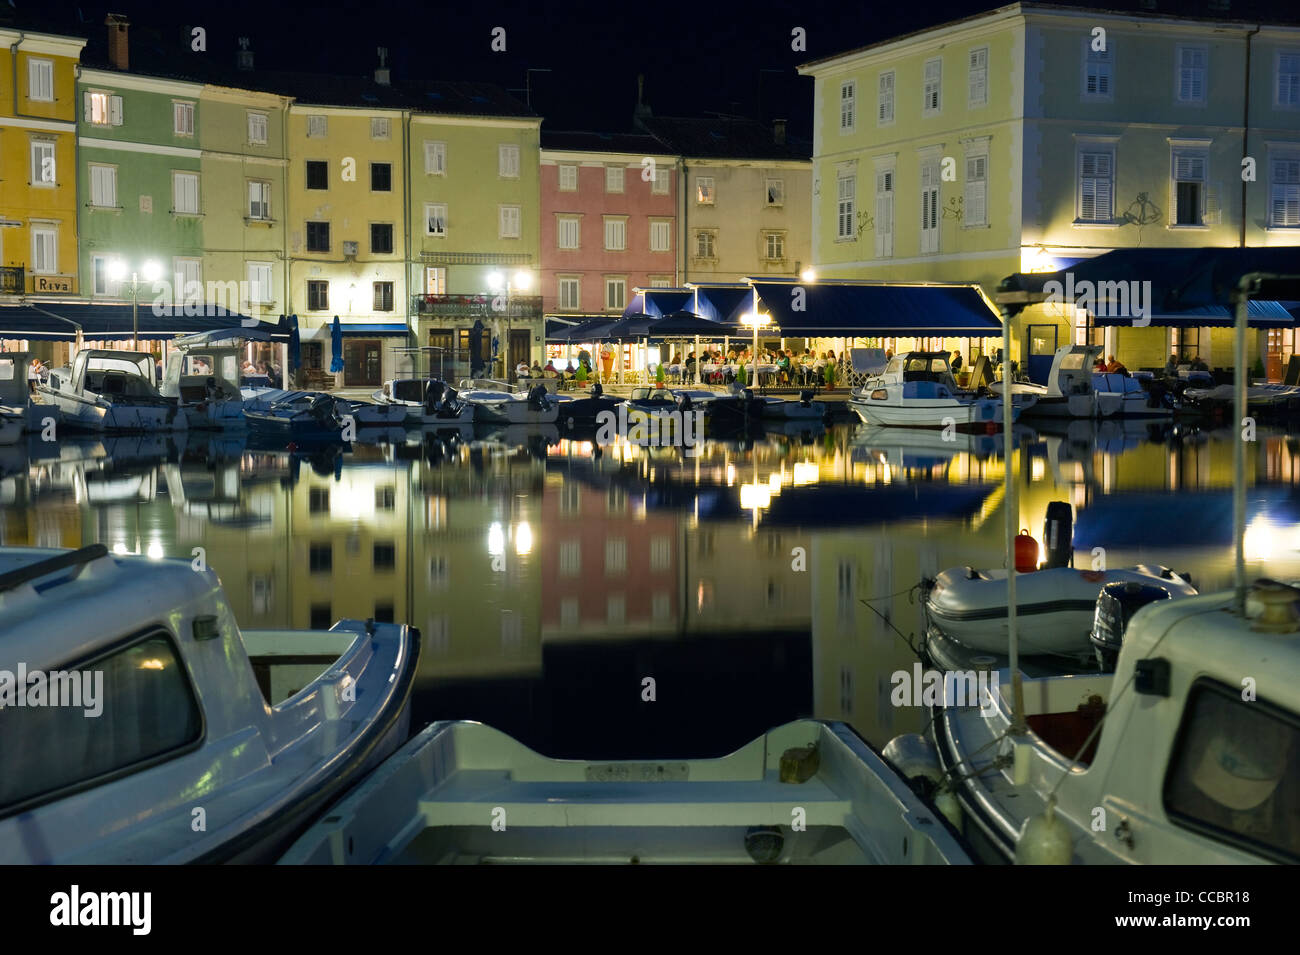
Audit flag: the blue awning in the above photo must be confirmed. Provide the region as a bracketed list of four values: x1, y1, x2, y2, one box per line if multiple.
[173, 322, 289, 346]
[549, 318, 618, 343]
[336, 323, 408, 336]
[0, 302, 260, 341]
[1092, 299, 1297, 328]
[689, 284, 754, 325]
[745, 281, 1005, 337]
[625, 289, 693, 319]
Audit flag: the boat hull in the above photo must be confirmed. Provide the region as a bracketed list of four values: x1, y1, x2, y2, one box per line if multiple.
[850, 395, 1016, 428]
[45, 390, 185, 433]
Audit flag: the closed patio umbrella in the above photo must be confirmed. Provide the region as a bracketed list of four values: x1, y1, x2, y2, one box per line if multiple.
[330, 315, 344, 374]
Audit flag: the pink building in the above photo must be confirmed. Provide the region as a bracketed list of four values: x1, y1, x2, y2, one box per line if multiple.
[539, 132, 678, 316]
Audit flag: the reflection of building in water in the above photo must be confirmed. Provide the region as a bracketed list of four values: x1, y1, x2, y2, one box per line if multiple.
[685, 522, 811, 634]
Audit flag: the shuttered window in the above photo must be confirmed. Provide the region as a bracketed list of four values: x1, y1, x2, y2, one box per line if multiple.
[837, 174, 855, 239]
[968, 48, 988, 107]
[1270, 158, 1300, 227]
[965, 154, 987, 226]
[923, 58, 942, 115]
[920, 160, 940, 253]
[1078, 150, 1114, 222]
[877, 71, 894, 124]
[874, 169, 893, 257]
[1177, 46, 1207, 104]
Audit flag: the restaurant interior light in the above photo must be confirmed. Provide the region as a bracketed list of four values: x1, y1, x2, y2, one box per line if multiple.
[800, 268, 817, 282]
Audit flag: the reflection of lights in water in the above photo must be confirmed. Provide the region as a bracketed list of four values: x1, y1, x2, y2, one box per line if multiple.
[514, 521, 532, 556]
[332, 476, 376, 522]
[767, 472, 782, 493]
[1244, 516, 1300, 561]
[488, 522, 504, 556]
[147, 541, 164, 560]
[1031, 458, 1046, 482]
[725, 463, 736, 486]
[792, 461, 819, 485]
[112, 542, 130, 555]
[740, 483, 772, 510]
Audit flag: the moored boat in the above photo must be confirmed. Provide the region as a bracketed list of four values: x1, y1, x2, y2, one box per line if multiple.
[372, 377, 475, 426]
[460, 382, 559, 425]
[161, 336, 246, 429]
[39, 350, 186, 433]
[850, 352, 1034, 428]
[758, 390, 825, 420]
[241, 389, 348, 439]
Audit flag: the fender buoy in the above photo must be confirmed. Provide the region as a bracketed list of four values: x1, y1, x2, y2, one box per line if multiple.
[1014, 528, 1038, 573]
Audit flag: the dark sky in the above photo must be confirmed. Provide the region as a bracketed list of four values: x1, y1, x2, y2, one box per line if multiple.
[27, 0, 1300, 139]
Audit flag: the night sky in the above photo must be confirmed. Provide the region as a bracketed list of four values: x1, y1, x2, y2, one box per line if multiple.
[23, 0, 1300, 140]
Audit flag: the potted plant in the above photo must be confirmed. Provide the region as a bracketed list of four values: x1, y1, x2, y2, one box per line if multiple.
[1252, 357, 1266, 384]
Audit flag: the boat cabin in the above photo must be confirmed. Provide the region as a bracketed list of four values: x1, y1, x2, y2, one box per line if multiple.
[1045, 344, 1102, 398]
[877, 352, 961, 399]
[163, 345, 241, 404]
[0, 352, 30, 407]
[54, 350, 158, 399]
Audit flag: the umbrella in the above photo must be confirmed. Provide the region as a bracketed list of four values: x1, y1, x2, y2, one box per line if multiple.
[330, 316, 344, 373]
[469, 320, 485, 376]
[600, 314, 656, 340]
[279, 314, 301, 373]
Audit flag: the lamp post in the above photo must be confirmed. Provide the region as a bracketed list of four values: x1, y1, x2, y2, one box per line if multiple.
[107, 258, 162, 350]
[488, 269, 534, 382]
[741, 311, 770, 387]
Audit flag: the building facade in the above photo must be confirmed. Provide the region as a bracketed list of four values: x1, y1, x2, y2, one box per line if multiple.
[800, 3, 1300, 373]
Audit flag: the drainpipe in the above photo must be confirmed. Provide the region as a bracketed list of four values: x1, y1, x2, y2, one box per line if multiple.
[1241, 25, 1261, 250]
[680, 159, 688, 286]
[402, 108, 412, 375]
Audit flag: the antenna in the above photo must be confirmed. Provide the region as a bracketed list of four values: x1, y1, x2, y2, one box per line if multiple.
[377, 47, 388, 68]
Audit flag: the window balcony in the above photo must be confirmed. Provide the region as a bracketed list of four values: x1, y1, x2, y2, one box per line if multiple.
[0, 266, 24, 295]
[411, 293, 542, 320]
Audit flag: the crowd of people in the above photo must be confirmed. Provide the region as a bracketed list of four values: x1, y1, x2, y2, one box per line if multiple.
[241, 358, 283, 387]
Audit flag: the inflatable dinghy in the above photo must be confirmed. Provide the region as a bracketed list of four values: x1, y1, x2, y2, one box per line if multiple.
[923, 564, 1197, 657]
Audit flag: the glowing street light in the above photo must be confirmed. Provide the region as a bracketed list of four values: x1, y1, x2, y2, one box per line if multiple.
[800, 268, 817, 282]
[108, 258, 163, 349]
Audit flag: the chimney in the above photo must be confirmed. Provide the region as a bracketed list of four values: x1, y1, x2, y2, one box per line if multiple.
[773, 118, 787, 145]
[633, 73, 652, 122]
[105, 13, 129, 71]
[236, 37, 254, 71]
[375, 47, 390, 86]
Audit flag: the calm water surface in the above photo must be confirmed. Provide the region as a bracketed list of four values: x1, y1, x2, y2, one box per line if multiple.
[5, 419, 1299, 759]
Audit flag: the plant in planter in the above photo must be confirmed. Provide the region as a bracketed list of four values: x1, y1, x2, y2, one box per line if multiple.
[655, 362, 666, 388]
[1252, 358, 1266, 383]
[575, 363, 588, 387]
[823, 363, 836, 390]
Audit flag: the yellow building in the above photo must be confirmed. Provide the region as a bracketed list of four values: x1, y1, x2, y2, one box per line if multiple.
[0, 28, 86, 298]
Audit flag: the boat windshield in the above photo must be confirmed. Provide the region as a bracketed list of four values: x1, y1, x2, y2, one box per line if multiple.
[901, 356, 953, 382]
[1060, 353, 1088, 370]
[392, 380, 425, 402]
[179, 352, 239, 385]
[86, 354, 153, 380]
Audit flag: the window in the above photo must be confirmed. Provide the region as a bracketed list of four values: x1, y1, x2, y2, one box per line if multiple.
[558, 163, 578, 191]
[172, 258, 201, 305]
[1162, 680, 1300, 864]
[424, 141, 446, 174]
[840, 80, 856, 131]
[878, 71, 895, 124]
[172, 172, 199, 214]
[606, 594, 626, 624]
[653, 168, 670, 194]
[247, 180, 271, 220]
[370, 162, 392, 192]
[373, 542, 395, 570]
[1279, 53, 1300, 108]
[499, 144, 520, 178]
[426, 203, 447, 237]
[1172, 152, 1208, 226]
[307, 115, 327, 137]
[965, 153, 987, 227]
[765, 178, 785, 205]
[306, 221, 330, 252]
[0, 631, 201, 814]
[310, 604, 333, 629]
[650, 276, 671, 287]
[371, 223, 393, 254]
[605, 165, 624, 193]
[28, 58, 54, 102]
[1078, 149, 1115, 222]
[309, 487, 329, 514]
[373, 281, 394, 311]
[650, 536, 671, 572]
[30, 140, 55, 187]
[426, 267, 446, 294]
[31, 227, 57, 274]
[307, 280, 329, 310]
[920, 159, 940, 253]
[1270, 155, 1300, 227]
[923, 57, 942, 115]
[694, 230, 715, 258]
[499, 205, 521, 239]
[696, 176, 714, 204]
[605, 278, 626, 311]
[764, 232, 785, 261]
[248, 112, 268, 144]
[968, 47, 988, 107]
[173, 102, 195, 136]
[604, 217, 626, 251]
[875, 167, 894, 257]
[309, 542, 332, 573]
[91, 255, 122, 296]
[371, 117, 390, 139]
[557, 216, 579, 250]
[559, 540, 581, 576]
[605, 538, 627, 575]
[247, 262, 272, 303]
[650, 220, 671, 252]
[428, 556, 448, 589]
[1084, 39, 1113, 99]
[1177, 45, 1208, 104]
[558, 277, 580, 309]
[89, 164, 117, 208]
[306, 160, 328, 190]
[376, 486, 395, 512]
[836, 174, 855, 239]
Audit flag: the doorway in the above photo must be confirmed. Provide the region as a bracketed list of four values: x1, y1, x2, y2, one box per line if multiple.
[343, 339, 382, 387]
[1025, 324, 1058, 385]
[509, 329, 531, 379]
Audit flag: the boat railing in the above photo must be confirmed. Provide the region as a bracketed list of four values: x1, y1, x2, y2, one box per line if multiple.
[0, 543, 108, 594]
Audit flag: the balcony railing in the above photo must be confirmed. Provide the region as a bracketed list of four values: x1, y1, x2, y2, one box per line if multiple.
[0, 266, 24, 295]
[412, 294, 543, 321]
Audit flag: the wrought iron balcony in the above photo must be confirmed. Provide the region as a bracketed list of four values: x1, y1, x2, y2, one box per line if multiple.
[0, 266, 24, 295]
[411, 293, 543, 320]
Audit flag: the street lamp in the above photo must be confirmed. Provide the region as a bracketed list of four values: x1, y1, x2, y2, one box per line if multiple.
[740, 311, 771, 386]
[107, 258, 162, 349]
[489, 269, 534, 381]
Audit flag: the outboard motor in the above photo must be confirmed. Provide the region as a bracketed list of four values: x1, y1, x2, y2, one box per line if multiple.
[424, 379, 444, 415]
[1041, 501, 1073, 569]
[1090, 581, 1173, 671]
[799, 389, 814, 407]
[591, 382, 603, 398]
[526, 384, 549, 411]
[678, 392, 693, 412]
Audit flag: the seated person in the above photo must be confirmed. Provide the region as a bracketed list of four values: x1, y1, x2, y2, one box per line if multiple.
[1105, 355, 1128, 374]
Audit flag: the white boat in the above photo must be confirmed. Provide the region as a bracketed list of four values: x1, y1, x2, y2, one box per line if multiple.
[336, 398, 408, 427]
[1010, 345, 1119, 419]
[850, 352, 1034, 428]
[0, 543, 420, 863]
[372, 378, 474, 426]
[160, 339, 246, 429]
[0, 351, 55, 443]
[1093, 371, 1176, 418]
[39, 350, 186, 433]
[758, 390, 825, 421]
[459, 380, 559, 425]
[924, 564, 1197, 658]
[919, 579, 1300, 863]
[277, 719, 972, 865]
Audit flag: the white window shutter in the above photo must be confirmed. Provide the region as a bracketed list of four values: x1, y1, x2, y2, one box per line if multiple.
[84, 91, 92, 123]
[1204, 182, 1221, 224]
[110, 95, 123, 125]
[1095, 175, 1112, 220]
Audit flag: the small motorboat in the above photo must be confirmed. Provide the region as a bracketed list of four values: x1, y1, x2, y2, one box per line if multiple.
[40, 350, 186, 433]
[161, 337, 246, 429]
[917, 578, 1300, 863]
[460, 382, 559, 425]
[277, 719, 972, 865]
[758, 390, 825, 421]
[555, 382, 624, 430]
[241, 389, 347, 439]
[372, 377, 475, 426]
[0, 543, 420, 863]
[1009, 345, 1115, 419]
[1180, 381, 1300, 419]
[705, 385, 766, 430]
[850, 352, 1034, 428]
[0, 352, 54, 443]
[1092, 371, 1176, 418]
[336, 398, 408, 427]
